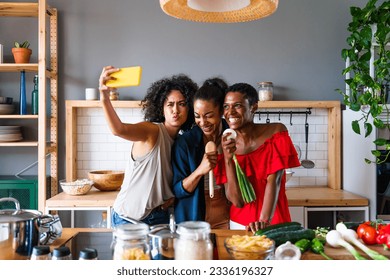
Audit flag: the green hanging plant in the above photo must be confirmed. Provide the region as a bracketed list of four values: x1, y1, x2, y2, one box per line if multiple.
[337, 0, 390, 164]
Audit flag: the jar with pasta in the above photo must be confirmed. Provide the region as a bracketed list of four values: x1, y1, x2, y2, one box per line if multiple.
[174, 221, 213, 260]
[111, 223, 150, 260]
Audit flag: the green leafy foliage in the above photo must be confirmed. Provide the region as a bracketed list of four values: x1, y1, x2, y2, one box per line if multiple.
[14, 41, 30, 48]
[337, 0, 390, 164]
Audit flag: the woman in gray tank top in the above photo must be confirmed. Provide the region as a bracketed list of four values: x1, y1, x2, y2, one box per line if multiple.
[99, 66, 197, 226]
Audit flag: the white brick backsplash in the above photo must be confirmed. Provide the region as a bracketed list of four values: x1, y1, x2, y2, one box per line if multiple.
[75, 107, 330, 186]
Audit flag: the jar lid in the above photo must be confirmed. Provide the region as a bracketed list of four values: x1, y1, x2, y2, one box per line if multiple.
[32, 245, 50, 256]
[52, 246, 71, 258]
[257, 81, 273, 86]
[79, 248, 98, 259]
[176, 221, 210, 240]
[114, 223, 150, 239]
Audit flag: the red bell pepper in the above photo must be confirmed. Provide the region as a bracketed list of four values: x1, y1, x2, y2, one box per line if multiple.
[376, 224, 390, 249]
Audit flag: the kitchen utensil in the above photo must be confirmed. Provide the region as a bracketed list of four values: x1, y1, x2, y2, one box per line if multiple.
[301, 122, 315, 169]
[294, 144, 302, 160]
[205, 141, 217, 198]
[0, 197, 56, 260]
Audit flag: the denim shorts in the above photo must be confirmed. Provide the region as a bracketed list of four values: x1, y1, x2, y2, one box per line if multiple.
[111, 207, 171, 227]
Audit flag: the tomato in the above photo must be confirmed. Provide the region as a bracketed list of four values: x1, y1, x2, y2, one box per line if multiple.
[357, 224, 369, 239]
[361, 226, 377, 245]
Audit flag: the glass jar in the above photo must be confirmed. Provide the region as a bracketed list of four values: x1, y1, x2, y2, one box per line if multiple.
[111, 223, 150, 260]
[79, 248, 98, 260]
[31, 245, 51, 260]
[257, 82, 274, 101]
[174, 221, 213, 260]
[52, 246, 72, 260]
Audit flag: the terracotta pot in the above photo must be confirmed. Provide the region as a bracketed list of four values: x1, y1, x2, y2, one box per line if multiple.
[11, 48, 32, 63]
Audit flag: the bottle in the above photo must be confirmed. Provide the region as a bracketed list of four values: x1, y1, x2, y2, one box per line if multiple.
[19, 70, 27, 115]
[257, 81, 274, 101]
[31, 245, 51, 260]
[174, 221, 213, 260]
[111, 223, 150, 260]
[79, 248, 98, 260]
[31, 75, 38, 115]
[52, 246, 72, 260]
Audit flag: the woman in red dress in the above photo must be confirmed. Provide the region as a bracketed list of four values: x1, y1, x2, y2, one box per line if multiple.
[215, 83, 301, 233]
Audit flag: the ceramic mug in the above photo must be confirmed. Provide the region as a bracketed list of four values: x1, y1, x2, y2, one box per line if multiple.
[85, 88, 99, 100]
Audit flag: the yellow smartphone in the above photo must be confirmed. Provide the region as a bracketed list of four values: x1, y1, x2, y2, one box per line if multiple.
[106, 66, 142, 88]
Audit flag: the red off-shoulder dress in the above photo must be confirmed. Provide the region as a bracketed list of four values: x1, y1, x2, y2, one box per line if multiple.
[215, 131, 301, 227]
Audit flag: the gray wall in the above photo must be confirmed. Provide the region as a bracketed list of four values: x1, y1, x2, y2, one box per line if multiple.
[0, 0, 367, 179]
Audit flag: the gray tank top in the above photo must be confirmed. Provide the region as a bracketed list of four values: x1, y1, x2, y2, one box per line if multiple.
[113, 123, 174, 220]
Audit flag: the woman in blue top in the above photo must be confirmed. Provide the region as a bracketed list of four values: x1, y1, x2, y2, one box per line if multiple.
[171, 78, 243, 228]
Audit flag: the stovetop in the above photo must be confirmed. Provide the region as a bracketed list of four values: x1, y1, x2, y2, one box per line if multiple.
[65, 231, 113, 260]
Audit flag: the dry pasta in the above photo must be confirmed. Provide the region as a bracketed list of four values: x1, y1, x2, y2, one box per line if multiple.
[225, 235, 274, 260]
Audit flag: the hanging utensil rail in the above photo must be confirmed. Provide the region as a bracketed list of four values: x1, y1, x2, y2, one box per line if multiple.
[255, 108, 312, 125]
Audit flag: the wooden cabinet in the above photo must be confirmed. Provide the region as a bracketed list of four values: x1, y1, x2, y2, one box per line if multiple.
[0, 0, 58, 211]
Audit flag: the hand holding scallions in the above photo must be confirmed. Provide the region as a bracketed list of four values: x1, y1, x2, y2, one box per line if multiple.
[223, 129, 256, 204]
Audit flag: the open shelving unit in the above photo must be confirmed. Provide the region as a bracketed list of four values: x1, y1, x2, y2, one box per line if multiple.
[0, 0, 58, 211]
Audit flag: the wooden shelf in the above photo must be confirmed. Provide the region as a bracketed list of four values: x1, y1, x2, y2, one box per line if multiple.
[0, 2, 38, 17]
[0, 115, 39, 119]
[0, 63, 38, 72]
[0, 0, 58, 212]
[0, 141, 38, 147]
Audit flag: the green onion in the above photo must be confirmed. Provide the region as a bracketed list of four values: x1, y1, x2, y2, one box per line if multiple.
[233, 155, 256, 203]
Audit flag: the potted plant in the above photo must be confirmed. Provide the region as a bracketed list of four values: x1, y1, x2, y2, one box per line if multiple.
[338, 0, 390, 164]
[11, 41, 32, 63]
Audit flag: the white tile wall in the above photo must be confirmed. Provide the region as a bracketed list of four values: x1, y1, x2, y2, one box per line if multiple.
[76, 108, 329, 187]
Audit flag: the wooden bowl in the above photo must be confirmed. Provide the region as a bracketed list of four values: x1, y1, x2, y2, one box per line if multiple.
[88, 170, 124, 191]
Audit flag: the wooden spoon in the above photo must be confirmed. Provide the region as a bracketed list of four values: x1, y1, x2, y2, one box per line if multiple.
[205, 141, 217, 198]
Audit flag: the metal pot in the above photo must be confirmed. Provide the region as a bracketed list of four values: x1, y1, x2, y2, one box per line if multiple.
[0, 197, 54, 260]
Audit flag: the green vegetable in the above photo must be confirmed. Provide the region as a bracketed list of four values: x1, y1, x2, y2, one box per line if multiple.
[295, 238, 311, 254]
[314, 226, 330, 244]
[264, 228, 315, 246]
[311, 238, 333, 260]
[326, 229, 366, 260]
[254, 221, 302, 236]
[233, 155, 256, 203]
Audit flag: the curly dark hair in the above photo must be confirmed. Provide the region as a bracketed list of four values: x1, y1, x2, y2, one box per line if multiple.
[226, 83, 259, 106]
[194, 77, 228, 113]
[141, 74, 198, 131]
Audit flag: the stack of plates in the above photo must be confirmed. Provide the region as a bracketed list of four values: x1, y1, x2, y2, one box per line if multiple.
[0, 126, 23, 142]
[0, 103, 15, 115]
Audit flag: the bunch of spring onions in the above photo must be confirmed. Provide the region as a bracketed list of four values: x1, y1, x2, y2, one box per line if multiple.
[232, 154, 256, 203]
[224, 129, 256, 204]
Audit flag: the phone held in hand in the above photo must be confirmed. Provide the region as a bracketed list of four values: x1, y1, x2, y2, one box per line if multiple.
[106, 66, 142, 88]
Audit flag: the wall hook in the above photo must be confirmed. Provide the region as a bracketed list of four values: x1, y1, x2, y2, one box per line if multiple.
[290, 111, 293, 126]
[266, 112, 270, 123]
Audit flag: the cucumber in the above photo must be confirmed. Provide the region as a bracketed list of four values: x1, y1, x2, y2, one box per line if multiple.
[254, 221, 302, 236]
[265, 228, 315, 246]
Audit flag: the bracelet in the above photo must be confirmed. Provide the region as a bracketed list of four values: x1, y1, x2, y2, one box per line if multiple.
[259, 219, 271, 225]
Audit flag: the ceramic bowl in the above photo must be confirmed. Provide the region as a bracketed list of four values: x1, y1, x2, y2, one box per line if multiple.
[224, 235, 275, 260]
[88, 170, 124, 191]
[59, 179, 93, 195]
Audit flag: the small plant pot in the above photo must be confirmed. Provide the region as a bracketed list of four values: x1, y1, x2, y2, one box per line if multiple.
[11, 48, 32, 63]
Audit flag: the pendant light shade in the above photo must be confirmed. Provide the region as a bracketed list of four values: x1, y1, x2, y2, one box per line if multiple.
[160, 0, 278, 23]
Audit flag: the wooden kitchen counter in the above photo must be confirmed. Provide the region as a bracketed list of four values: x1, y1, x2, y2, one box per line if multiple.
[46, 186, 369, 209]
[53, 228, 389, 260]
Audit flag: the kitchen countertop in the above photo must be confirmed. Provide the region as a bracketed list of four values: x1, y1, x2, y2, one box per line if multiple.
[52, 228, 389, 260]
[46, 186, 369, 209]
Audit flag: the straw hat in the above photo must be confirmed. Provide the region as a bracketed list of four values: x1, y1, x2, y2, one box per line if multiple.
[160, 0, 278, 23]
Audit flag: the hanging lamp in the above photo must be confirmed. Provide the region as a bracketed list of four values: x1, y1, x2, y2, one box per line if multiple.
[159, 0, 278, 23]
